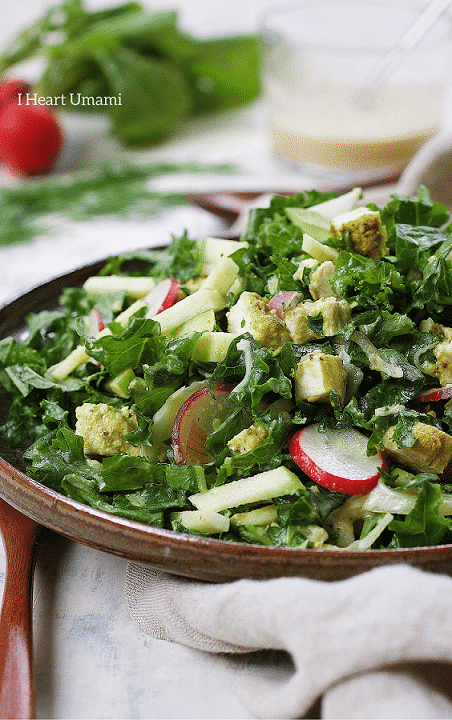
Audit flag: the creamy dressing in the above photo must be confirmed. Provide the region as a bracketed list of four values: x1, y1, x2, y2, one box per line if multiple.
[267, 84, 443, 172]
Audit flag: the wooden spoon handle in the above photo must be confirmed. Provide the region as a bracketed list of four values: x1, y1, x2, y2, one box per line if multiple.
[0, 502, 42, 719]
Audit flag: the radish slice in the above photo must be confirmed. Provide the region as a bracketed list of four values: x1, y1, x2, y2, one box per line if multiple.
[289, 424, 386, 495]
[416, 385, 452, 402]
[172, 383, 235, 465]
[145, 278, 180, 317]
[87, 308, 105, 335]
[268, 291, 303, 318]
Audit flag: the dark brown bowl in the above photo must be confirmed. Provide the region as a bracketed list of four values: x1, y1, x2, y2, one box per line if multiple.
[2, 258, 452, 583]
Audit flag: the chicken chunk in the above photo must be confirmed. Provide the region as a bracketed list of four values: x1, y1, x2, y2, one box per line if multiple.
[308, 260, 337, 300]
[331, 207, 388, 260]
[434, 340, 452, 386]
[227, 423, 268, 455]
[293, 257, 318, 284]
[419, 317, 452, 340]
[75, 402, 139, 457]
[382, 421, 452, 474]
[284, 297, 351, 344]
[226, 291, 291, 350]
[294, 351, 347, 405]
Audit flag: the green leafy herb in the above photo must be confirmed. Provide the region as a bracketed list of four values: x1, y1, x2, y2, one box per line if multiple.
[388, 478, 452, 548]
[0, 0, 261, 146]
[0, 158, 233, 247]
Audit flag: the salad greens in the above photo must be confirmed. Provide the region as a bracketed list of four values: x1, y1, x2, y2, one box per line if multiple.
[3, 186, 452, 550]
[0, 0, 261, 145]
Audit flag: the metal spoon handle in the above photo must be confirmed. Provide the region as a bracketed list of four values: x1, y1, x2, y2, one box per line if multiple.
[0, 500, 42, 719]
[363, 0, 452, 92]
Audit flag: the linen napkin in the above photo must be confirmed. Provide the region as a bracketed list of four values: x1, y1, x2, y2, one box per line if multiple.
[125, 563, 452, 719]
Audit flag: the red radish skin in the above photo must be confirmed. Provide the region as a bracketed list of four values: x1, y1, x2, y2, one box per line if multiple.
[145, 278, 180, 317]
[268, 291, 303, 318]
[0, 78, 32, 112]
[172, 383, 235, 465]
[416, 385, 452, 402]
[88, 308, 105, 335]
[0, 103, 63, 176]
[289, 424, 386, 495]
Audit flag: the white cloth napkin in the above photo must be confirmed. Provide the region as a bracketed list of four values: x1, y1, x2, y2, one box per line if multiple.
[125, 563, 452, 719]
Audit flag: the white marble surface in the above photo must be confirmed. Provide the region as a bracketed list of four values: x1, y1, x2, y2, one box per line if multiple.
[30, 532, 261, 720]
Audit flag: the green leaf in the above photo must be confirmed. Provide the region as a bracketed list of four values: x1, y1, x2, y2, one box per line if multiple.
[86, 314, 161, 375]
[100, 453, 154, 491]
[3, 365, 56, 397]
[394, 224, 446, 273]
[0, 7, 56, 73]
[92, 46, 191, 144]
[0, 337, 45, 371]
[354, 310, 415, 347]
[25, 427, 95, 491]
[211, 334, 292, 415]
[378, 187, 450, 249]
[185, 35, 261, 112]
[276, 486, 343, 528]
[388, 480, 451, 547]
[215, 413, 293, 485]
[411, 236, 452, 317]
[62, 473, 168, 525]
[331, 251, 404, 311]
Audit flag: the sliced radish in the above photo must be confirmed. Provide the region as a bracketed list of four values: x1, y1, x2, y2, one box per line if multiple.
[289, 424, 386, 495]
[416, 385, 452, 402]
[87, 307, 105, 335]
[172, 383, 235, 465]
[268, 291, 303, 318]
[145, 278, 181, 317]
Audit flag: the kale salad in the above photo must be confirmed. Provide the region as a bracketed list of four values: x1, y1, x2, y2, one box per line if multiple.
[3, 186, 452, 550]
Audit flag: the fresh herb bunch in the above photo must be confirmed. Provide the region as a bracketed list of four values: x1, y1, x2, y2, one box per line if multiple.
[0, 158, 233, 246]
[0, 0, 261, 145]
[3, 186, 452, 549]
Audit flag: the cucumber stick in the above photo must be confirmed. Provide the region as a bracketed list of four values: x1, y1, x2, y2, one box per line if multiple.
[286, 207, 331, 242]
[83, 275, 156, 298]
[230, 504, 278, 526]
[200, 255, 239, 295]
[169, 309, 215, 338]
[46, 345, 90, 382]
[189, 467, 304, 513]
[309, 187, 362, 220]
[302, 233, 339, 263]
[171, 509, 230, 534]
[197, 236, 247, 271]
[191, 332, 238, 363]
[151, 380, 207, 451]
[154, 289, 226, 334]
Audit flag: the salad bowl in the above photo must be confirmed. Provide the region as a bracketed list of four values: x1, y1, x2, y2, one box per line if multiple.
[0, 191, 452, 582]
[2, 251, 452, 584]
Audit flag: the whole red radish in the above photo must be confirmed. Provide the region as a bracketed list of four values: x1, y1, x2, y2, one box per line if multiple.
[289, 423, 386, 495]
[0, 103, 63, 176]
[0, 78, 31, 112]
